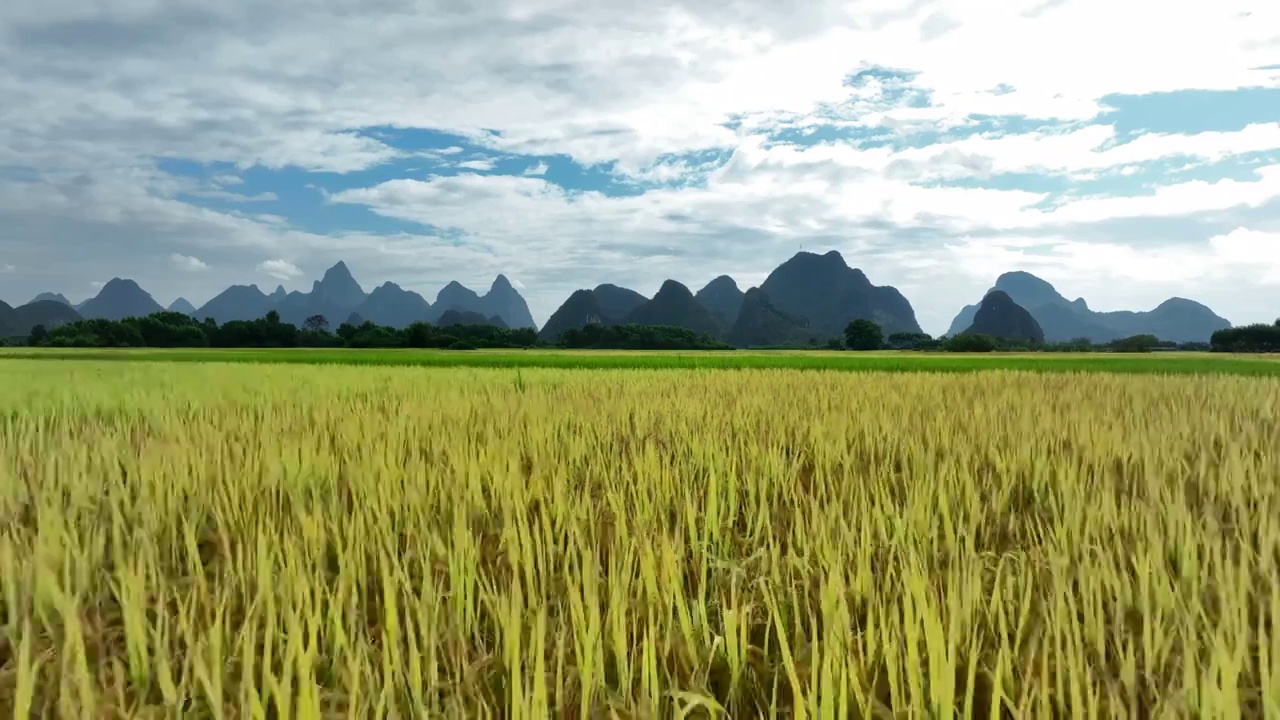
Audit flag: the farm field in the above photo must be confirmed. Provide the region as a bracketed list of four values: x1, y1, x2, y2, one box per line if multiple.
[4, 346, 1280, 376]
[1, 360, 1279, 716]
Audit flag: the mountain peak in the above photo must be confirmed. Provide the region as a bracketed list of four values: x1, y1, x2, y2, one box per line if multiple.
[310, 260, 366, 308]
[655, 279, 694, 298]
[965, 290, 1044, 342]
[78, 277, 163, 321]
[168, 297, 197, 314]
[30, 292, 71, 306]
[703, 275, 738, 291]
[490, 274, 514, 292]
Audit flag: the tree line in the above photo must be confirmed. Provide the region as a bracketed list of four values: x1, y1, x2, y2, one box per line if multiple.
[14, 311, 1280, 352]
[21, 312, 730, 351]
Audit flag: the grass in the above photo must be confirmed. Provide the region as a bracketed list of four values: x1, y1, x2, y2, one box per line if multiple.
[3, 346, 1280, 376]
[1, 360, 1278, 716]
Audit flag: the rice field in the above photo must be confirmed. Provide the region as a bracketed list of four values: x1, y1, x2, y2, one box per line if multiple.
[4, 346, 1280, 377]
[1, 360, 1278, 718]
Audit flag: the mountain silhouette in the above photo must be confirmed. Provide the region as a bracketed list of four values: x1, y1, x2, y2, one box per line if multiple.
[592, 284, 648, 319]
[351, 282, 433, 328]
[436, 308, 508, 328]
[29, 292, 71, 306]
[538, 290, 608, 343]
[12, 300, 82, 334]
[622, 280, 723, 337]
[168, 297, 197, 315]
[429, 277, 537, 329]
[758, 251, 922, 338]
[695, 276, 745, 326]
[727, 288, 814, 347]
[78, 278, 165, 321]
[1094, 298, 1231, 343]
[194, 285, 275, 324]
[947, 272, 1229, 342]
[0, 301, 17, 337]
[963, 291, 1044, 342]
[483, 275, 537, 329]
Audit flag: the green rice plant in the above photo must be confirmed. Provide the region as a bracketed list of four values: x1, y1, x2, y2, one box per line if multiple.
[0, 360, 1277, 717]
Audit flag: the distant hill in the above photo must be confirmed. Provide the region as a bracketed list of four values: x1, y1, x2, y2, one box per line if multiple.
[29, 292, 71, 306]
[538, 290, 609, 344]
[78, 278, 165, 321]
[194, 285, 274, 323]
[1095, 298, 1231, 343]
[947, 271, 1230, 342]
[436, 309, 508, 328]
[481, 275, 537, 330]
[168, 297, 197, 315]
[0, 301, 18, 337]
[351, 282, 432, 328]
[276, 261, 368, 327]
[592, 284, 648, 319]
[428, 276, 537, 329]
[963, 291, 1044, 342]
[622, 280, 724, 337]
[2, 300, 81, 337]
[758, 251, 922, 338]
[695, 276, 745, 326]
[727, 288, 815, 347]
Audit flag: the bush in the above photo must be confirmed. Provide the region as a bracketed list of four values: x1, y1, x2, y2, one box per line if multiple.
[941, 333, 997, 353]
[448, 340, 477, 350]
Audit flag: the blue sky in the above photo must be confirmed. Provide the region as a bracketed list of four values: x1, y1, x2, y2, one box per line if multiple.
[1, 0, 1278, 334]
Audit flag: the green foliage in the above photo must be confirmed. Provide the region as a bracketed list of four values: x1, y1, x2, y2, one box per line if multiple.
[557, 323, 731, 350]
[27, 324, 48, 346]
[32, 310, 539, 351]
[843, 319, 884, 351]
[885, 332, 937, 351]
[1109, 334, 1161, 353]
[942, 333, 997, 353]
[1211, 323, 1280, 353]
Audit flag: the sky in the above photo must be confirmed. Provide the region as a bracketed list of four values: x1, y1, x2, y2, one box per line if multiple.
[1, 0, 1278, 335]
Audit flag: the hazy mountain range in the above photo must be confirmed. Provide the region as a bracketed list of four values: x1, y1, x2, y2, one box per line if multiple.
[946, 271, 1231, 344]
[3, 251, 1237, 345]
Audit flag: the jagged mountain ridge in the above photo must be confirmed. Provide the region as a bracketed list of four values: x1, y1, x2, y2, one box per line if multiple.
[758, 251, 922, 336]
[947, 271, 1230, 343]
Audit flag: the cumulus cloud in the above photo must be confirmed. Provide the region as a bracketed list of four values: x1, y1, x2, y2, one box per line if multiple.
[2, 0, 1279, 329]
[170, 253, 209, 272]
[256, 259, 304, 281]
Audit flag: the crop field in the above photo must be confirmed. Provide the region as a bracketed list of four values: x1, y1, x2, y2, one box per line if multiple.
[4, 346, 1280, 376]
[1, 360, 1279, 717]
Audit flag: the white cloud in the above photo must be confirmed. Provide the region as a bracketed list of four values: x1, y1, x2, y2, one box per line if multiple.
[0, 263, 14, 273]
[2, 0, 1280, 331]
[169, 253, 209, 272]
[256, 259, 304, 281]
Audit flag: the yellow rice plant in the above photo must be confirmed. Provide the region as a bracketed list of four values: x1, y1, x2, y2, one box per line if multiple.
[0, 359, 1278, 718]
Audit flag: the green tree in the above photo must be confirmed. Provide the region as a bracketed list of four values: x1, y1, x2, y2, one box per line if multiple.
[941, 333, 996, 352]
[1110, 334, 1160, 353]
[304, 314, 329, 332]
[843, 319, 883, 351]
[27, 324, 48, 346]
